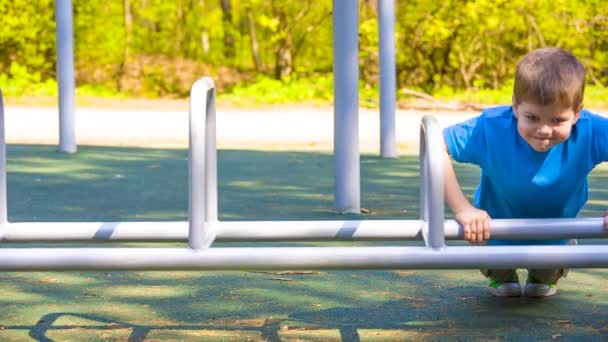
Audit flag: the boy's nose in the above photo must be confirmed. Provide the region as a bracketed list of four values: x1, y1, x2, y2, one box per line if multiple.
[537, 125, 552, 136]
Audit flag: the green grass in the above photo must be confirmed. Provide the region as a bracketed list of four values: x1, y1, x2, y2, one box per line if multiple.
[219, 77, 608, 110]
[434, 84, 608, 110]
[0, 145, 607, 341]
[4, 70, 608, 111]
[216, 75, 379, 109]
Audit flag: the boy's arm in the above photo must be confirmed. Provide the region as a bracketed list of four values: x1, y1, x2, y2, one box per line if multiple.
[443, 146, 490, 242]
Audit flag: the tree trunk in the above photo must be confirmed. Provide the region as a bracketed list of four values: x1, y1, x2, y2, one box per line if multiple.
[275, 43, 292, 80]
[220, 0, 235, 59]
[272, 6, 293, 80]
[175, 0, 184, 56]
[246, 7, 261, 71]
[201, 29, 210, 54]
[118, 0, 132, 91]
[124, 0, 132, 59]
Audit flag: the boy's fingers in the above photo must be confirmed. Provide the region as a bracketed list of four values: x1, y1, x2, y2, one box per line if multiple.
[475, 221, 483, 242]
[463, 223, 470, 241]
[469, 222, 478, 242]
[483, 219, 490, 240]
[475, 221, 484, 242]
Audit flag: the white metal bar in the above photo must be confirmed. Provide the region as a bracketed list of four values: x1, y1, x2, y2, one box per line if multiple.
[0, 89, 6, 232]
[205, 80, 218, 222]
[188, 78, 216, 249]
[420, 116, 445, 248]
[0, 245, 607, 271]
[419, 124, 427, 224]
[378, 0, 397, 158]
[333, 0, 361, 214]
[1, 218, 606, 242]
[55, 0, 77, 153]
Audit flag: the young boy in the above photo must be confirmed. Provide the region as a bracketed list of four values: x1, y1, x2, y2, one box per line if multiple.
[442, 47, 608, 297]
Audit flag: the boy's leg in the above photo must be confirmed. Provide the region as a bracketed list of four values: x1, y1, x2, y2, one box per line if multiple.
[525, 268, 567, 297]
[481, 269, 518, 282]
[525, 240, 574, 297]
[528, 268, 567, 284]
[480, 269, 521, 297]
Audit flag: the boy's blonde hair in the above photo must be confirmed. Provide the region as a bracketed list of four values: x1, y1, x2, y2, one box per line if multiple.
[513, 48, 586, 111]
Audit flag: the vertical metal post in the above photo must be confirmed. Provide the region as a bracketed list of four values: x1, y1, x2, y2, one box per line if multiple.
[55, 0, 77, 153]
[420, 116, 445, 249]
[333, 0, 360, 214]
[0, 90, 7, 237]
[378, 0, 397, 158]
[205, 81, 218, 222]
[188, 78, 216, 249]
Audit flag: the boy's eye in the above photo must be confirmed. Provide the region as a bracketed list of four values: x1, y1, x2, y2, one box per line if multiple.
[526, 115, 539, 121]
[552, 118, 566, 123]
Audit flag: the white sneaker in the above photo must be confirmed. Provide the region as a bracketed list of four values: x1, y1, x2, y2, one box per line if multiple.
[525, 283, 557, 297]
[488, 279, 522, 297]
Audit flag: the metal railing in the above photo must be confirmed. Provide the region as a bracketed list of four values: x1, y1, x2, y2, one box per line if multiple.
[0, 79, 607, 271]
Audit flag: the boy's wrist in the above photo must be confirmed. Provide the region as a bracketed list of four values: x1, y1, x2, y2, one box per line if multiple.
[450, 200, 475, 215]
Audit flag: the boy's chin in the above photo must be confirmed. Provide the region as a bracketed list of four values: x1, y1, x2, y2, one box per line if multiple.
[529, 142, 552, 152]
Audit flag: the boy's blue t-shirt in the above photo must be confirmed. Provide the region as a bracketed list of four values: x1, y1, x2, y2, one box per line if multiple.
[443, 106, 608, 245]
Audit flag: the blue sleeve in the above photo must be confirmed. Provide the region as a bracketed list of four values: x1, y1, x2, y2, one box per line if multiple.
[591, 113, 608, 164]
[442, 115, 486, 166]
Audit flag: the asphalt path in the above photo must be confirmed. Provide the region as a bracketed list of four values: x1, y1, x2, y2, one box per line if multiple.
[4, 105, 477, 153]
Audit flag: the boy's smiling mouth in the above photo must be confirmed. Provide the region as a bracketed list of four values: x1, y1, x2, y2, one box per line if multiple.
[530, 136, 553, 151]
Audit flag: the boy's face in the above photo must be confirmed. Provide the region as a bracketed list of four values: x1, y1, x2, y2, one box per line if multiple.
[513, 99, 581, 152]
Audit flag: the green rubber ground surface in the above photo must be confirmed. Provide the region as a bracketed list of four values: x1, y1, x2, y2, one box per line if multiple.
[1, 145, 607, 341]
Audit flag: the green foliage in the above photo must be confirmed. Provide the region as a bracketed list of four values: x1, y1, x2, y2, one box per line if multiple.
[430, 84, 608, 110]
[0, 62, 57, 96]
[0, 0, 56, 78]
[583, 86, 608, 110]
[1, 0, 608, 107]
[433, 82, 514, 106]
[219, 75, 381, 108]
[220, 75, 333, 105]
[76, 84, 126, 98]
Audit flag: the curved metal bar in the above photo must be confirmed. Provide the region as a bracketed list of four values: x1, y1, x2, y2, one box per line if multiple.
[418, 123, 427, 222]
[0, 89, 6, 237]
[188, 77, 217, 249]
[419, 116, 445, 249]
[202, 80, 218, 222]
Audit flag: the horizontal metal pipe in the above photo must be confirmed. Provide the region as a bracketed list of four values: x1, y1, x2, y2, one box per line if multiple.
[0, 218, 606, 242]
[0, 245, 607, 271]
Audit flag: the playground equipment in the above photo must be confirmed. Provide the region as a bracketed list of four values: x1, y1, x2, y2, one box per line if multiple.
[378, 0, 397, 159]
[53, 0, 397, 212]
[333, 0, 361, 214]
[55, 0, 76, 154]
[0, 79, 607, 271]
[332, 0, 397, 212]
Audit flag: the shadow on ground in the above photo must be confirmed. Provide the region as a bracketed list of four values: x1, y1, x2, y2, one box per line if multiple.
[1, 145, 607, 341]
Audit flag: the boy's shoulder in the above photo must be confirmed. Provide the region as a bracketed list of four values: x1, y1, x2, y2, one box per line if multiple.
[479, 105, 514, 120]
[579, 108, 607, 121]
[447, 105, 513, 131]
